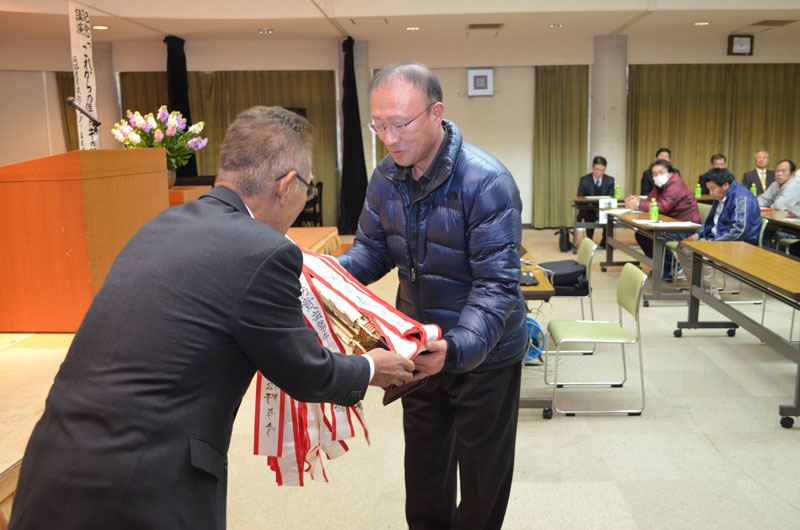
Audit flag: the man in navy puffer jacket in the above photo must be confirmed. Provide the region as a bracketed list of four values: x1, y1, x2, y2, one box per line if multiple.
[338, 63, 526, 530]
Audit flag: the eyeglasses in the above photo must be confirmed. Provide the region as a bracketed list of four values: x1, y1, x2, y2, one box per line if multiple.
[276, 173, 317, 200]
[368, 101, 436, 136]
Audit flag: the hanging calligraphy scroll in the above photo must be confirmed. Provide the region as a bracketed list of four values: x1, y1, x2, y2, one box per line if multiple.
[68, 2, 98, 150]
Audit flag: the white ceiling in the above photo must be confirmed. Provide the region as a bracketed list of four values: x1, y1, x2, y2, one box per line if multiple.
[0, 1, 797, 44]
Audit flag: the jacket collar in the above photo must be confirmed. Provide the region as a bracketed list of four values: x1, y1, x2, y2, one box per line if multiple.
[203, 185, 250, 215]
[376, 119, 463, 191]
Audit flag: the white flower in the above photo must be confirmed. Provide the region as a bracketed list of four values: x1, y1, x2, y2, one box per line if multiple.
[128, 131, 141, 145]
[188, 121, 205, 135]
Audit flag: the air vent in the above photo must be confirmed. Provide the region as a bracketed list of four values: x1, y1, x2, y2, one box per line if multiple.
[466, 23, 504, 31]
[751, 20, 797, 27]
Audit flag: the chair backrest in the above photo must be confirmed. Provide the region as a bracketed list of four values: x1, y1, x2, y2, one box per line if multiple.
[758, 217, 769, 248]
[616, 263, 648, 320]
[576, 237, 598, 286]
[697, 202, 712, 224]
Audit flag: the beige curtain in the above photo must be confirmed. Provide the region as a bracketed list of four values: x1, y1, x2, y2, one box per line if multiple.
[532, 65, 589, 228]
[55, 71, 78, 152]
[188, 70, 337, 225]
[627, 64, 800, 194]
[118, 72, 169, 119]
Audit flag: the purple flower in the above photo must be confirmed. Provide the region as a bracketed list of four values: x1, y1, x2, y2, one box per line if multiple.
[157, 106, 169, 123]
[176, 115, 187, 131]
[187, 137, 208, 150]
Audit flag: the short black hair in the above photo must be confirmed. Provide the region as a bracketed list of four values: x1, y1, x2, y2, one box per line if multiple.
[650, 159, 674, 174]
[369, 62, 443, 104]
[592, 156, 607, 166]
[701, 167, 735, 187]
[656, 147, 671, 158]
[777, 159, 797, 173]
[710, 153, 726, 164]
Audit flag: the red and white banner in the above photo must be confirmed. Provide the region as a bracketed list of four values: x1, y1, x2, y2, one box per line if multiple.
[254, 244, 440, 486]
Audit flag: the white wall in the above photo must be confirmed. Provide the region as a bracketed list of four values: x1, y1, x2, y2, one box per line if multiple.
[0, 71, 65, 166]
[433, 67, 535, 224]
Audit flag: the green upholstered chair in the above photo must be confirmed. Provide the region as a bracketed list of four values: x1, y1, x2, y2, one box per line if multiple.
[538, 237, 598, 357]
[544, 263, 648, 416]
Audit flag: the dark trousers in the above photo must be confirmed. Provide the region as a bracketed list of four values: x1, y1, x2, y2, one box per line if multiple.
[634, 231, 689, 273]
[577, 207, 606, 242]
[402, 361, 521, 530]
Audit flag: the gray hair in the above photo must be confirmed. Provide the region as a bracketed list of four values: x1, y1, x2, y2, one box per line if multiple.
[368, 62, 443, 104]
[216, 106, 313, 197]
[755, 149, 770, 158]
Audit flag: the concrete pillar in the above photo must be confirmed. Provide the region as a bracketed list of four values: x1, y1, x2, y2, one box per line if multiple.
[590, 35, 628, 191]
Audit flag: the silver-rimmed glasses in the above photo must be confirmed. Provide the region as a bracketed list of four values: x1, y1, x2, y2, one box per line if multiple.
[368, 101, 436, 136]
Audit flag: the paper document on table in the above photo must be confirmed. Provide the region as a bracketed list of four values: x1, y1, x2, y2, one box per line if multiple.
[780, 218, 800, 223]
[631, 219, 657, 225]
[656, 222, 700, 228]
[584, 195, 612, 199]
[604, 208, 632, 215]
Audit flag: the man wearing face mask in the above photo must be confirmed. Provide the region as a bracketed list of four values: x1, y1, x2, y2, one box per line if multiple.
[624, 159, 699, 280]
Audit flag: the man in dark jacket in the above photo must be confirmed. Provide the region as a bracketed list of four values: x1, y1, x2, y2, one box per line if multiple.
[8, 107, 414, 530]
[676, 168, 761, 294]
[641, 147, 681, 195]
[577, 155, 614, 247]
[742, 149, 775, 196]
[338, 63, 526, 530]
[624, 159, 700, 280]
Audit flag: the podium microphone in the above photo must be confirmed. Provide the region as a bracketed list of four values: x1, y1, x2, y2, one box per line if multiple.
[66, 96, 101, 127]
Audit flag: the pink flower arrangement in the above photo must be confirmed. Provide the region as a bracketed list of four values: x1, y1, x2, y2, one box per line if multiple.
[111, 106, 207, 169]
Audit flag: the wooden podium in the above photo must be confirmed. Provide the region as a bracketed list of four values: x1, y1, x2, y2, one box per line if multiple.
[0, 149, 169, 332]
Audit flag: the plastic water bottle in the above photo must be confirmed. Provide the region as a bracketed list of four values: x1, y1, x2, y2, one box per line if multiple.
[750, 182, 757, 196]
[649, 198, 659, 221]
[614, 185, 621, 199]
[695, 182, 702, 198]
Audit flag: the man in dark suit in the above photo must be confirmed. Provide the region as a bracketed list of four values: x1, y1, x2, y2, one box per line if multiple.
[641, 147, 680, 195]
[8, 106, 415, 530]
[698, 153, 728, 194]
[577, 155, 614, 247]
[741, 149, 775, 196]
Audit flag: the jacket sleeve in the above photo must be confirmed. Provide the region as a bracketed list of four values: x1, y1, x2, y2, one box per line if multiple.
[235, 240, 370, 406]
[714, 195, 750, 242]
[444, 173, 523, 372]
[337, 180, 396, 285]
[655, 183, 684, 215]
[577, 176, 589, 196]
[774, 178, 800, 210]
[641, 172, 653, 195]
[758, 182, 779, 207]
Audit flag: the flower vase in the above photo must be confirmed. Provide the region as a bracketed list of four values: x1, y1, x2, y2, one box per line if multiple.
[167, 168, 177, 188]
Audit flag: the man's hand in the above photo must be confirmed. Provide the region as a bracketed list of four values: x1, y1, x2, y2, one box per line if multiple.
[623, 195, 640, 209]
[686, 233, 700, 242]
[412, 339, 448, 380]
[789, 210, 796, 218]
[365, 349, 414, 388]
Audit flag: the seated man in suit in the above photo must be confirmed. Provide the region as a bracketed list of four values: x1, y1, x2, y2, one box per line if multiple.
[742, 150, 775, 196]
[624, 160, 700, 280]
[698, 153, 727, 195]
[760, 159, 800, 247]
[577, 156, 614, 247]
[675, 168, 761, 296]
[641, 147, 681, 195]
[8, 106, 416, 530]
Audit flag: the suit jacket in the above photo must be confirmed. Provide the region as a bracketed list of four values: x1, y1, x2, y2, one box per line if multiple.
[577, 173, 615, 197]
[9, 186, 370, 530]
[742, 169, 775, 195]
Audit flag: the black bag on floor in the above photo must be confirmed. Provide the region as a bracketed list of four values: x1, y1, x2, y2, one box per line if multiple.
[538, 259, 589, 296]
[556, 227, 571, 253]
